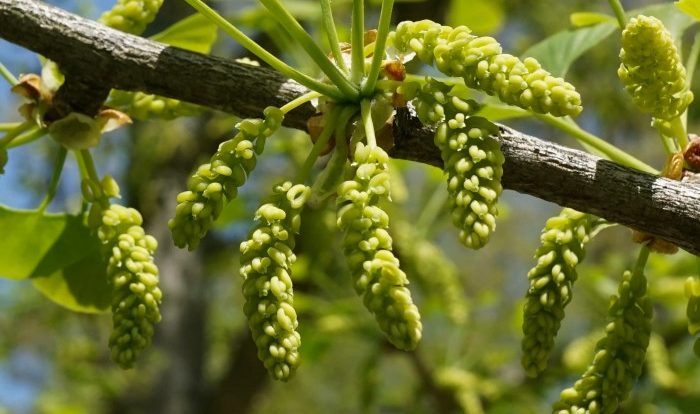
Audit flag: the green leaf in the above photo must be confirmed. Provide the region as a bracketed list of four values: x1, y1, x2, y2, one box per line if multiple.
[0, 206, 111, 313]
[445, 0, 505, 35]
[676, 0, 700, 21]
[32, 252, 112, 314]
[151, 14, 218, 54]
[522, 23, 616, 77]
[476, 103, 530, 121]
[570, 12, 615, 27]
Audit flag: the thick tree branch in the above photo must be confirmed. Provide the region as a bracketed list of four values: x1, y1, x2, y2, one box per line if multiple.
[2, 0, 700, 255]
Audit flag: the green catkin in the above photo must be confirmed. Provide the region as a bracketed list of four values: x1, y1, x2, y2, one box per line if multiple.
[618, 15, 693, 121]
[421, 81, 503, 249]
[553, 269, 653, 414]
[392, 221, 468, 325]
[239, 181, 310, 381]
[97, 203, 162, 369]
[169, 107, 284, 250]
[109, 90, 200, 121]
[521, 209, 599, 377]
[685, 276, 700, 358]
[100, 0, 163, 35]
[391, 20, 582, 117]
[337, 143, 422, 350]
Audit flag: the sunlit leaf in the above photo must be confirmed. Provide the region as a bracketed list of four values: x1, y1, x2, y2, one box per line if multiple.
[151, 14, 218, 54]
[476, 103, 530, 121]
[676, 0, 700, 21]
[522, 23, 616, 77]
[570, 12, 615, 27]
[0, 206, 111, 313]
[445, 0, 504, 35]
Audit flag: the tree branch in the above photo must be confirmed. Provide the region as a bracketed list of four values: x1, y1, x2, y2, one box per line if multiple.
[2, 0, 700, 255]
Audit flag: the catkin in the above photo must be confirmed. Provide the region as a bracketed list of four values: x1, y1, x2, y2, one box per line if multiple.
[239, 181, 310, 381]
[391, 20, 582, 117]
[169, 107, 284, 250]
[410, 79, 503, 249]
[553, 269, 652, 414]
[109, 90, 200, 121]
[685, 276, 700, 358]
[521, 209, 600, 377]
[100, 0, 163, 35]
[97, 204, 162, 369]
[618, 15, 693, 121]
[337, 143, 422, 350]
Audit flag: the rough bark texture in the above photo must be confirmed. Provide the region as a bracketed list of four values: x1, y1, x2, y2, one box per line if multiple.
[2, 0, 700, 255]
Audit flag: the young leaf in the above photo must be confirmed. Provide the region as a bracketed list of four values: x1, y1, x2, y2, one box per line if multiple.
[476, 103, 530, 121]
[32, 253, 112, 314]
[676, 0, 700, 22]
[570, 12, 615, 27]
[522, 23, 616, 77]
[0, 206, 100, 280]
[151, 13, 218, 54]
[445, 0, 504, 35]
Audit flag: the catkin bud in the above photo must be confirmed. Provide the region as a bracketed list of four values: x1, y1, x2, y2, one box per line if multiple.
[618, 15, 693, 121]
[521, 209, 600, 377]
[337, 143, 422, 350]
[685, 276, 700, 358]
[391, 20, 582, 117]
[109, 90, 200, 121]
[169, 107, 284, 250]
[553, 269, 652, 414]
[100, 0, 163, 35]
[96, 204, 162, 369]
[240, 181, 310, 381]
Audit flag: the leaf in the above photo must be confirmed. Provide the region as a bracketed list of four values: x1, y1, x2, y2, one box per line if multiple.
[522, 23, 616, 77]
[445, 0, 505, 35]
[151, 14, 218, 54]
[0, 206, 111, 313]
[476, 103, 530, 121]
[32, 252, 112, 314]
[570, 12, 615, 27]
[676, 0, 700, 21]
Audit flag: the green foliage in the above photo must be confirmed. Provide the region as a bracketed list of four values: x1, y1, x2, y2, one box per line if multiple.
[169, 107, 284, 250]
[521, 209, 602, 377]
[677, 0, 700, 20]
[239, 181, 310, 381]
[553, 268, 652, 413]
[618, 15, 693, 121]
[149, 13, 218, 54]
[686, 276, 700, 357]
[337, 143, 422, 350]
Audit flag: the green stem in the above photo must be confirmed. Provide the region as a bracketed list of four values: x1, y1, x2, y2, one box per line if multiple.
[536, 114, 658, 174]
[7, 127, 47, 149]
[633, 245, 650, 279]
[360, 99, 376, 147]
[0, 122, 32, 148]
[182, 0, 345, 100]
[0, 123, 22, 132]
[351, 0, 365, 84]
[670, 116, 689, 151]
[656, 130, 678, 155]
[280, 91, 322, 114]
[320, 0, 349, 74]
[0, 61, 18, 86]
[38, 147, 68, 212]
[414, 185, 448, 238]
[362, 0, 395, 96]
[76, 149, 108, 207]
[607, 0, 627, 30]
[682, 32, 700, 128]
[296, 107, 342, 183]
[258, 0, 358, 100]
